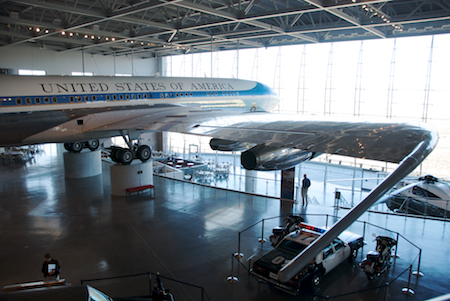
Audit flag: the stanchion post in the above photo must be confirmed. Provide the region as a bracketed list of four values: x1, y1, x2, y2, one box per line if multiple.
[413, 249, 424, 278]
[362, 221, 366, 241]
[402, 265, 415, 296]
[384, 282, 389, 301]
[393, 232, 400, 259]
[227, 253, 239, 283]
[234, 232, 244, 258]
[258, 219, 266, 243]
[266, 180, 268, 196]
[148, 272, 152, 296]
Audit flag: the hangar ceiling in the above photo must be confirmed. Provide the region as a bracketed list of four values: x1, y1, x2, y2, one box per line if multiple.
[1, 0, 450, 58]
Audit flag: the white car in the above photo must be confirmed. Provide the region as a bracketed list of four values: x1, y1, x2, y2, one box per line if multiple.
[251, 223, 363, 295]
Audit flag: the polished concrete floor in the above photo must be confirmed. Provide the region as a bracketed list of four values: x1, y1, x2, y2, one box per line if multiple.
[0, 144, 449, 301]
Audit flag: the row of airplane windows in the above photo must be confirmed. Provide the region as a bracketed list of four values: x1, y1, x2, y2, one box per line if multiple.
[8, 91, 240, 105]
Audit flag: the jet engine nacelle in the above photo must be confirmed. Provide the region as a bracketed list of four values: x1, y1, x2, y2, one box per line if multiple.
[210, 138, 256, 152]
[241, 145, 314, 170]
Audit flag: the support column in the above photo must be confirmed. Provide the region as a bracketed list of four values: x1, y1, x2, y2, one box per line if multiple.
[295, 165, 302, 205]
[281, 168, 295, 215]
[156, 56, 164, 75]
[245, 170, 257, 194]
[110, 161, 153, 196]
[63, 151, 102, 179]
[150, 131, 168, 153]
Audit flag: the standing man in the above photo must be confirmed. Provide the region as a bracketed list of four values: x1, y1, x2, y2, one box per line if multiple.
[42, 253, 61, 280]
[301, 174, 311, 206]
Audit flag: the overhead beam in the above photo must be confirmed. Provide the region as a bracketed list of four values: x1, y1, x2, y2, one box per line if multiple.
[2, 0, 450, 57]
[172, 0, 318, 42]
[304, 0, 387, 38]
[4, 0, 183, 47]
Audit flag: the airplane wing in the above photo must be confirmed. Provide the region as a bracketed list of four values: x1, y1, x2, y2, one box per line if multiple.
[25, 107, 437, 166]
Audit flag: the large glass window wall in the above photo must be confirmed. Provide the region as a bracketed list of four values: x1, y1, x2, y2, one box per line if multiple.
[164, 34, 450, 178]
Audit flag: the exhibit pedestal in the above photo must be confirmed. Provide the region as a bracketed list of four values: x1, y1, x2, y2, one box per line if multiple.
[63, 151, 102, 179]
[110, 161, 153, 196]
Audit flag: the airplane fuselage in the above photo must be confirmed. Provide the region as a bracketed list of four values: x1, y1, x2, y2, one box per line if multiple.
[0, 75, 279, 146]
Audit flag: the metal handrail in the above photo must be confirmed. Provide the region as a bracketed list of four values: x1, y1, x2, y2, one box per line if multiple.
[81, 271, 210, 301]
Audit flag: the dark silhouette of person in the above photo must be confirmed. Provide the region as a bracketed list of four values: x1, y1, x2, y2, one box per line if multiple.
[301, 174, 311, 206]
[42, 253, 61, 280]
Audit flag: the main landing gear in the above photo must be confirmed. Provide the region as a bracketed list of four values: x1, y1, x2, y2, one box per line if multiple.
[64, 131, 152, 165]
[110, 144, 151, 165]
[109, 130, 152, 165]
[64, 139, 100, 153]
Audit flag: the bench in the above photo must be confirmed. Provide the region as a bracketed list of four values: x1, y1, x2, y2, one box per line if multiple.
[126, 184, 155, 196]
[2, 279, 67, 293]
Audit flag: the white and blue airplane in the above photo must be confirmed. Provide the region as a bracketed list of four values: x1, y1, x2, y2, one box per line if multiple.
[0, 73, 438, 283]
[0, 74, 436, 168]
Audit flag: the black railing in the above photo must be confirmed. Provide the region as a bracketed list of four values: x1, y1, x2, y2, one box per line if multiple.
[81, 271, 210, 301]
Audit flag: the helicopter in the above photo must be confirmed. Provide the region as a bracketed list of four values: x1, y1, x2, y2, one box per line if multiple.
[387, 175, 450, 218]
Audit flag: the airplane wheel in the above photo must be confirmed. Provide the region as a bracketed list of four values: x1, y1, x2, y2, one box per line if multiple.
[87, 139, 100, 151]
[110, 148, 120, 162]
[119, 149, 133, 165]
[137, 145, 151, 162]
[70, 142, 83, 153]
[64, 143, 70, 151]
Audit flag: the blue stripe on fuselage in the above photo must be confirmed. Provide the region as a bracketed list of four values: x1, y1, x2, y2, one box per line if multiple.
[0, 84, 274, 107]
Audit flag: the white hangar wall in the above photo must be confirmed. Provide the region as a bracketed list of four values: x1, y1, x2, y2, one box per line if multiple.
[0, 44, 157, 76]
